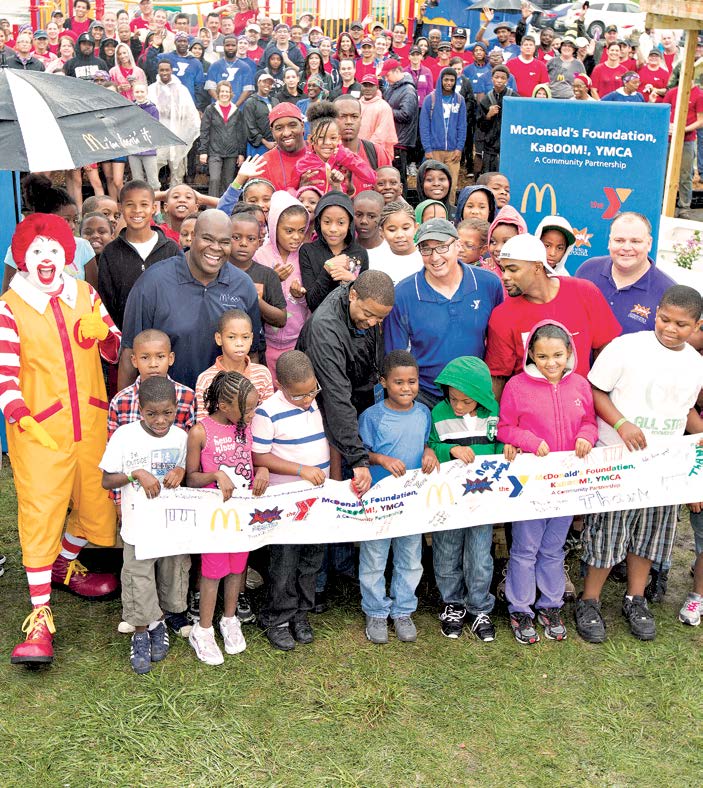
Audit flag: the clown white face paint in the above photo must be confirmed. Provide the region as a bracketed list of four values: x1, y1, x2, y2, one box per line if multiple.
[24, 235, 66, 292]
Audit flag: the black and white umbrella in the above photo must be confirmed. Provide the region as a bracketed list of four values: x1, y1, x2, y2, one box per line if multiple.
[0, 69, 184, 171]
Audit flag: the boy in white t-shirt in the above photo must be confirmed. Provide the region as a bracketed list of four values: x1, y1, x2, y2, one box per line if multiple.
[100, 376, 190, 674]
[576, 285, 703, 644]
[251, 351, 331, 651]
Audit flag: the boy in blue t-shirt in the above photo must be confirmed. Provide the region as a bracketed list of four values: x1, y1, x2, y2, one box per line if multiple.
[358, 350, 439, 645]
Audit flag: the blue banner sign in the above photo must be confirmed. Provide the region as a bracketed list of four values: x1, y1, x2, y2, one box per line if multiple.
[500, 98, 670, 272]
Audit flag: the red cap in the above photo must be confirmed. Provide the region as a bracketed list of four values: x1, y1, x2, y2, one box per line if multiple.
[360, 73, 378, 85]
[379, 58, 402, 78]
[268, 102, 304, 123]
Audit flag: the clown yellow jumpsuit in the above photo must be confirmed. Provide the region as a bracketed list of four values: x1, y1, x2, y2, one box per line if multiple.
[0, 274, 120, 568]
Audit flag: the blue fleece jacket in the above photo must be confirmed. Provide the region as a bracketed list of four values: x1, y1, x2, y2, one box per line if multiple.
[419, 67, 467, 153]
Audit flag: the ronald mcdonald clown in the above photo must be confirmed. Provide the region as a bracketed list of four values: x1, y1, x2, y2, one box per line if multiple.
[0, 214, 121, 667]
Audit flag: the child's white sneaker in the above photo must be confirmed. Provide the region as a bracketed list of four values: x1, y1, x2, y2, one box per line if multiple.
[189, 622, 224, 665]
[219, 615, 246, 654]
[678, 592, 702, 626]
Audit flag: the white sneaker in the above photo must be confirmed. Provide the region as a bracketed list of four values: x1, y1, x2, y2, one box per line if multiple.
[118, 620, 136, 634]
[219, 615, 247, 654]
[189, 622, 224, 665]
[408, 162, 418, 178]
[678, 593, 702, 626]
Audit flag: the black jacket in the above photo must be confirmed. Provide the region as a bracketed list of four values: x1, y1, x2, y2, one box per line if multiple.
[98, 227, 181, 329]
[5, 53, 45, 71]
[199, 102, 246, 158]
[299, 192, 369, 312]
[296, 284, 383, 468]
[64, 52, 108, 79]
[383, 73, 419, 148]
[478, 87, 517, 154]
[241, 94, 279, 147]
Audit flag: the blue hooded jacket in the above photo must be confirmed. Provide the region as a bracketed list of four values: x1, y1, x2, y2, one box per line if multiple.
[419, 67, 467, 153]
[454, 185, 497, 226]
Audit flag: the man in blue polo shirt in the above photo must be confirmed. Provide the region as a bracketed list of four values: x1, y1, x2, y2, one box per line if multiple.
[384, 218, 503, 409]
[575, 212, 676, 335]
[158, 32, 205, 107]
[204, 34, 254, 105]
[118, 210, 261, 390]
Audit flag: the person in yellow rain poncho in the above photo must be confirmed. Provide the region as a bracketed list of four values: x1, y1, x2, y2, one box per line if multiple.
[0, 214, 122, 667]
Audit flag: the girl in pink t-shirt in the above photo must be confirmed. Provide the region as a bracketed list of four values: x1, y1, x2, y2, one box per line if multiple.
[186, 371, 269, 665]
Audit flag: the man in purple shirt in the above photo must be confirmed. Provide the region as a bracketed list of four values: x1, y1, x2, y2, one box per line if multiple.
[574, 212, 676, 334]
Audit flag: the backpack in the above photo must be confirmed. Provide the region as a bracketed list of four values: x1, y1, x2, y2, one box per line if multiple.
[361, 138, 378, 170]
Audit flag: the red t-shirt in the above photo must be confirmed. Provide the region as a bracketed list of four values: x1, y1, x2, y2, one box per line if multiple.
[355, 59, 376, 81]
[260, 146, 307, 192]
[65, 17, 91, 36]
[234, 10, 256, 35]
[449, 48, 473, 66]
[485, 277, 622, 379]
[391, 42, 412, 66]
[536, 47, 556, 63]
[591, 62, 627, 98]
[507, 57, 549, 97]
[637, 65, 669, 101]
[247, 45, 263, 64]
[664, 85, 703, 141]
[427, 57, 452, 82]
[129, 17, 151, 33]
[663, 51, 677, 73]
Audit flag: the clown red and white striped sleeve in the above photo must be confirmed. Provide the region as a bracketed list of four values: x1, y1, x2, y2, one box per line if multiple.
[89, 284, 121, 364]
[0, 299, 30, 423]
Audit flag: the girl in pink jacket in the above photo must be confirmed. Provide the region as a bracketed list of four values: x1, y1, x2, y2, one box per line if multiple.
[292, 101, 376, 195]
[254, 192, 310, 386]
[497, 321, 598, 646]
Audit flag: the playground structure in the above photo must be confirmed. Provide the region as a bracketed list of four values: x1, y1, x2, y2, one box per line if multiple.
[29, 1, 418, 41]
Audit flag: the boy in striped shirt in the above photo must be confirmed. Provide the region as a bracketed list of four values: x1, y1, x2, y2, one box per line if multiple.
[251, 350, 330, 651]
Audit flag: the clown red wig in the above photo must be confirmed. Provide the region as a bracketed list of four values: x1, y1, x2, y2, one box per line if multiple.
[11, 213, 76, 271]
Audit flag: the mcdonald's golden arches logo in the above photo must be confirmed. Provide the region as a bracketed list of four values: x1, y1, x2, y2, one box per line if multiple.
[210, 508, 241, 532]
[520, 182, 557, 214]
[425, 483, 455, 508]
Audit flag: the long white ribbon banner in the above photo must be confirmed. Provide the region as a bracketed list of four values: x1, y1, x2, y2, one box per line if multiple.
[129, 436, 703, 560]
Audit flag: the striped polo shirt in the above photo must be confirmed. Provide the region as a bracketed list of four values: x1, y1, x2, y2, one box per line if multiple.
[251, 390, 331, 485]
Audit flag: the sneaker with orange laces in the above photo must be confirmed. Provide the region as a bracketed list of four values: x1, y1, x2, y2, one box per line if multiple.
[51, 555, 119, 600]
[10, 606, 56, 666]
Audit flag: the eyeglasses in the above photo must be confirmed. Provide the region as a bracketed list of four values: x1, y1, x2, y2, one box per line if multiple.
[287, 385, 322, 402]
[418, 240, 455, 257]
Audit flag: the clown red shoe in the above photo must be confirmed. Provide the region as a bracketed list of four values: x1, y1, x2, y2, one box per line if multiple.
[10, 606, 55, 666]
[51, 555, 119, 600]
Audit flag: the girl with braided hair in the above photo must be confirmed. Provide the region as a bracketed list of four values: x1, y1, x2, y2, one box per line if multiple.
[185, 371, 269, 665]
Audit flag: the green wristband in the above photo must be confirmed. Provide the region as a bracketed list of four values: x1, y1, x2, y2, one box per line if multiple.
[127, 473, 136, 483]
[613, 418, 628, 431]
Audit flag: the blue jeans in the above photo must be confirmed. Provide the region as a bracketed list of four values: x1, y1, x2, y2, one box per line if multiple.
[432, 524, 495, 614]
[697, 128, 703, 179]
[691, 508, 703, 555]
[315, 543, 356, 593]
[359, 535, 423, 619]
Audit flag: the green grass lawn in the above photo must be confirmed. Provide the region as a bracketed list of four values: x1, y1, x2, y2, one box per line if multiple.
[1, 458, 702, 787]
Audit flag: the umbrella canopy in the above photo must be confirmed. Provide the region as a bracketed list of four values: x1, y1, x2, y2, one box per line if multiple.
[0, 69, 185, 172]
[467, 0, 523, 10]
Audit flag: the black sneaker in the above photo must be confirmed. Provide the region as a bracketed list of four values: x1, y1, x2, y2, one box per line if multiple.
[130, 631, 151, 674]
[266, 623, 296, 651]
[466, 611, 496, 642]
[609, 560, 628, 583]
[292, 617, 314, 644]
[311, 591, 328, 614]
[236, 591, 256, 624]
[574, 596, 607, 643]
[622, 594, 656, 641]
[509, 612, 539, 645]
[644, 568, 668, 604]
[164, 611, 193, 638]
[536, 607, 567, 641]
[149, 621, 170, 662]
[438, 603, 466, 639]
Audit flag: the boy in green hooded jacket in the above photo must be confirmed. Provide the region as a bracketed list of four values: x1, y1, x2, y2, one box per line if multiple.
[428, 356, 501, 642]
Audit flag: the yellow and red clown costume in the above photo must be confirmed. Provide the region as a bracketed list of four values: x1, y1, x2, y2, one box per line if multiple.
[0, 214, 121, 667]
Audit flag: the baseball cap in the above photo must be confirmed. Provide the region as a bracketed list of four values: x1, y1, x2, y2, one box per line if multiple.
[360, 73, 379, 85]
[246, 23, 260, 33]
[647, 48, 662, 57]
[605, 24, 618, 33]
[409, 46, 422, 55]
[452, 28, 467, 39]
[360, 37, 374, 47]
[499, 234, 547, 266]
[350, 21, 363, 30]
[33, 29, 48, 39]
[416, 219, 459, 245]
[257, 70, 275, 82]
[310, 25, 323, 34]
[494, 22, 513, 33]
[269, 102, 304, 123]
[560, 37, 577, 49]
[77, 32, 93, 44]
[298, 12, 314, 20]
[102, 37, 117, 46]
[574, 36, 588, 48]
[372, 21, 384, 30]
[379, 58, 402, 77]
[437, 41, 451, 50]
[274, 23, 290, 32]
[471, 41, 488, 53]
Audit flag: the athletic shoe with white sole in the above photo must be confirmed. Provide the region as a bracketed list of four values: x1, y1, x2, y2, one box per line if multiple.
[678, 593, 702, 626]
[189, 622, 224, 665]
[219, 615, 246, 654]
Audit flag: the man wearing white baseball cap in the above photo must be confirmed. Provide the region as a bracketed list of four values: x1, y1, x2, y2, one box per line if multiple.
[485, 234, 621, 399]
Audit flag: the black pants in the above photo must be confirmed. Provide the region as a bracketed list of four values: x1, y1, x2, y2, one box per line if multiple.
[259, 543, 324, 627]
[393, 146, 409, 198]
[481, 150, 500, 174]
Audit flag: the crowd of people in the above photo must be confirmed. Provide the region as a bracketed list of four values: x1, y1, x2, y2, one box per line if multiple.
[0, 3, 702, 675]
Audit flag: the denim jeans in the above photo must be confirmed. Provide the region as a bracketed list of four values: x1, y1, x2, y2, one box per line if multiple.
[506, 516, 572, 614]
[315, 543, 356, 593]
[432, 524, 495, 614]
[259, 543, 324, 628]
[359, 535, 423, 619]
[691, 508, 703, 555]
[697, 128, 703, 179]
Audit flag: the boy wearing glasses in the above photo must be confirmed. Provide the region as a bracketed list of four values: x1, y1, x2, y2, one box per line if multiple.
[385, 218, 503, 409]
[251, 350, 330, 651]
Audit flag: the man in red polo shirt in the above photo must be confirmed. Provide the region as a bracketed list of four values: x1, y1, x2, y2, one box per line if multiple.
[508, 35, 548, 97]
[638, 49, 669, 102]
[591, 42, 627, 100]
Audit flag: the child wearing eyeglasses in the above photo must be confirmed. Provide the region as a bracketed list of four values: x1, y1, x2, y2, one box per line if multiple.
[251, 350, 331, 652]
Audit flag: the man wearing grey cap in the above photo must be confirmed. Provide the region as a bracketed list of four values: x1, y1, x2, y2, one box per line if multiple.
[385, 219, 503, 409]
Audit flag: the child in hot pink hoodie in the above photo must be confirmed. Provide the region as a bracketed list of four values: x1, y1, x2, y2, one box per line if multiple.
[497, 320, 598, 646]
[254, 192, 310, 386]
